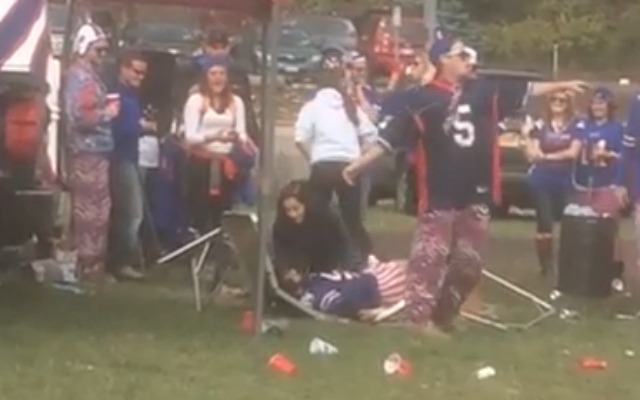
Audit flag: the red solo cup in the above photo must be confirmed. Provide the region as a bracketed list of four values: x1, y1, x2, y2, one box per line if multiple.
[268, 353, 297, 375]
[105, 93, 120, 108]
[240, 310, 255, 334]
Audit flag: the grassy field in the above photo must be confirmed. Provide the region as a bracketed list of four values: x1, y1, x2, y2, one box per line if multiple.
[0, 209, 638, 400]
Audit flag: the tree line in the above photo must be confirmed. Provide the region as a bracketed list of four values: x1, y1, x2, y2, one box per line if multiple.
[293, 0, 640, 75]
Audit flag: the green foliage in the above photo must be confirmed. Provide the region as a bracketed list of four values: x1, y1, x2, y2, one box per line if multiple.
[477, 0, 640, 72]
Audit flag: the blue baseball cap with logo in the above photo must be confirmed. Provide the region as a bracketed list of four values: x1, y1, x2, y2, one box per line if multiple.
[428, 36, 468, 65]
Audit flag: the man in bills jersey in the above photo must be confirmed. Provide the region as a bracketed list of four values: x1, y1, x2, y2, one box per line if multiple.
[342, 36, 586, 335]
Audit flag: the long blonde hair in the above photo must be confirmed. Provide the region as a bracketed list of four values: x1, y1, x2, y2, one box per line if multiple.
[545, 92, 576, 127]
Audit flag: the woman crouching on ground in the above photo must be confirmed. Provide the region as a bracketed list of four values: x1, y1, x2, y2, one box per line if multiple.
[522, 92, 582, 276]
[272, 180, 353, 275]
[572, 88, 627, 290]
[183, 54, 248, 232]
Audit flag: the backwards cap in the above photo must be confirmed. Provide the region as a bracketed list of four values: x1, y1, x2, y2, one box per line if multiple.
[428, 36, 466, 65]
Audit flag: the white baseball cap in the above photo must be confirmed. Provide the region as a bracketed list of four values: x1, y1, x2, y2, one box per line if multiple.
[73, 23, 107, 56]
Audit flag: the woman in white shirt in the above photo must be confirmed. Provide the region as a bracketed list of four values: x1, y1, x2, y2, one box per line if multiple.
[295, 66, 377, 263]
[183, 54, 247, 231]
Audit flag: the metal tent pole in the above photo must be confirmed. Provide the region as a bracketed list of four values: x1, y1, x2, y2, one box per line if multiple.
[423, 0, 438, 42]
[254, 2, 281, 338]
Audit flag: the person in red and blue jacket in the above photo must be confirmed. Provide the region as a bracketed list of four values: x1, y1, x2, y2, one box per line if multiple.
[622, 91, 640, 277]
[342, 35, 586, 335]
[572, 88, 626, 288]
[522, 92, 582, 276]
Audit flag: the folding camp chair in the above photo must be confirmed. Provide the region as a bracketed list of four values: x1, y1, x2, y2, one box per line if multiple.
[221, 211, 408, 324]
[157, 227, 238, 312]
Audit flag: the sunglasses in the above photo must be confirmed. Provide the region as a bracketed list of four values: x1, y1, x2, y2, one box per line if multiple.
[131, 68, 146, 77]
[94, 47, 108, 55]
[550, 96, 568, 104]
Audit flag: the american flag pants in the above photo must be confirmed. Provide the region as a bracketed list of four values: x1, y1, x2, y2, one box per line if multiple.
[405, 205, 490, 326]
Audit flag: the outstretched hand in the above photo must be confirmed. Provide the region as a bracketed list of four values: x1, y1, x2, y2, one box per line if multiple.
[342, 163, 359, 186]
[561, 80, 590, 94]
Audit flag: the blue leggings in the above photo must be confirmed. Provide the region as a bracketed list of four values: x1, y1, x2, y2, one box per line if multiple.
[532, 185, 568, 234]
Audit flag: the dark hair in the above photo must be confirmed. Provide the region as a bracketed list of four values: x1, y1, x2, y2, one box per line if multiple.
[206, 29, 230, 47]
[588, 95, 616, 120]
[276, 180, 311, 219]
[315, 68, 359, 126]
[119, 49, 145, 68]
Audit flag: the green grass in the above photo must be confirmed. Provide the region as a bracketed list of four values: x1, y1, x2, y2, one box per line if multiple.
[0, 209, 638, 400]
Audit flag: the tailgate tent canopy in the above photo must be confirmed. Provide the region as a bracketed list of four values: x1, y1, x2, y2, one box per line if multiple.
[0, 0, 49, 85]
[87, 0, 275, 19]
[64, 0, 281, 336]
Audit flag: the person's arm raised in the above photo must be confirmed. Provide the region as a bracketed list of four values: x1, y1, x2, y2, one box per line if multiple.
[529, 81, 589, 97]
[343, 109, 414, 185]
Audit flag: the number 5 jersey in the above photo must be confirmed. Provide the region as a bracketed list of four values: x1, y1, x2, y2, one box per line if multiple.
[377, 77, 530, 212]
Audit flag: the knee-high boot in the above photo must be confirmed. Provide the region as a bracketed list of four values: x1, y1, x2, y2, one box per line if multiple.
[535, 237, 553, 276]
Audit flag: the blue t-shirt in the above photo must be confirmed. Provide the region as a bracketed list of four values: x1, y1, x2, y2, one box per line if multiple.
[574, 119, 624, 188]
[527, 119, 581, 190]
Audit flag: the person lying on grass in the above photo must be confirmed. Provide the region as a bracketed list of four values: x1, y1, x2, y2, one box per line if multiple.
[280, 255, 407, 321]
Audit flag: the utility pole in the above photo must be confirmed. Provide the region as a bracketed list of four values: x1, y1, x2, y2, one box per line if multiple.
[423, 0, 438, 44]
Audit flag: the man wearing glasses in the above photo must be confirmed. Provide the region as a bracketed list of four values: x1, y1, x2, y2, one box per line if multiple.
[108, 50, 156, 281]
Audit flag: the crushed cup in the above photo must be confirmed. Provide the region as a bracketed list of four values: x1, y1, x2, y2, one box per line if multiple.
[268, 353, 297, 375]
[383, 353, 412, 376]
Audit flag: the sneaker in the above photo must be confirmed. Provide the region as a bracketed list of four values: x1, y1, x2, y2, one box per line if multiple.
[117, 266, 144, 281]
[612, 278, 625, 293]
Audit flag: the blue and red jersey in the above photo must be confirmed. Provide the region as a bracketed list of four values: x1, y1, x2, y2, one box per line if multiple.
[527, 119, 581, 190]
[300, 271, 381, 317]
[377, 77, 529, 211]
[623, 94, 640, 201]
[574, 119, 624, 189]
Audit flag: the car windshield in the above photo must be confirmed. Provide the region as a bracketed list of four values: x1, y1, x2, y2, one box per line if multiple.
[134, 24, 196, 43]
[48, 4, 68, 33]
[279, 30, 312, 47]
[284, 16, 353, 37]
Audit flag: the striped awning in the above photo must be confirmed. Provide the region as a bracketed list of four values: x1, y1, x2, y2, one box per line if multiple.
[0, 0, 49, 79]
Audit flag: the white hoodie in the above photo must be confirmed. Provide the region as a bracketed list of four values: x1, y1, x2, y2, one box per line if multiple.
[295, 88, 378, 164]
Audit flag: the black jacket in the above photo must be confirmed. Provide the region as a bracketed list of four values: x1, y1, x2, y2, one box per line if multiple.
[272, 206, 350, 274]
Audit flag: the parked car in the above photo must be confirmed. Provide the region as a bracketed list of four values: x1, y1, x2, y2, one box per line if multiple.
[355, 9, 427, 75]
[120, 22, 200, 56]
[282, 15, 358, 60]
[253, 28, 323, 80]
[368, 68, 544, 216]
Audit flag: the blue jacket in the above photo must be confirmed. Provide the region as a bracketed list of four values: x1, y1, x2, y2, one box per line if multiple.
[110, 82, 143, 164]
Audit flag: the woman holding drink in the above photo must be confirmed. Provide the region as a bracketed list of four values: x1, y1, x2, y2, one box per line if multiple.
[64, 23, 119, 283]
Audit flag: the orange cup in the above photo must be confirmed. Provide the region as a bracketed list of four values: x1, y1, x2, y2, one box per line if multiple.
[397, 358, 412, 376]
[240, 310, 255, 334]
[268, 353, 297, 375]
